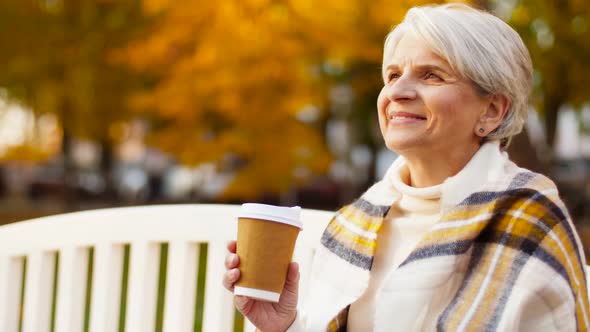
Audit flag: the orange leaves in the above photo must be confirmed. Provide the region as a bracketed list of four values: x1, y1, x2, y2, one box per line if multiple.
[121, 0, 453, 199]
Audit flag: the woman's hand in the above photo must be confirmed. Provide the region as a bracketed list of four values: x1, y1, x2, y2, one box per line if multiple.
[222, 240, 299, 332]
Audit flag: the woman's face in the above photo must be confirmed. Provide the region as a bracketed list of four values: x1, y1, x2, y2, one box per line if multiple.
[377, 33, 490, 159]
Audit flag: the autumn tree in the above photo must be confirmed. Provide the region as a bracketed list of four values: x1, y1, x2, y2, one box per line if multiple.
[0, 0, 148, 202]
[508, 0, 590, 152]
[121, 0, 457, 199]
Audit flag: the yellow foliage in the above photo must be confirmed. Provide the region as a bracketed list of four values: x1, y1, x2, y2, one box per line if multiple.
[0, 145, 54, 163]
[510, 0, 590, 110]
[511, 5, 531, 25]
[123, 0, 454, 199]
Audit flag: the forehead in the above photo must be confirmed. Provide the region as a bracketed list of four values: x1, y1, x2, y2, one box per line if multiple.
[383, 33, 450, 69]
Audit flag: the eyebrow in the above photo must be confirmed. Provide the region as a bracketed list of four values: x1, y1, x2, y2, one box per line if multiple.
[383, 64, 451, 75]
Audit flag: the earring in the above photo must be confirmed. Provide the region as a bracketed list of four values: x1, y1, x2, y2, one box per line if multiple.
[478, 128, 485, 134]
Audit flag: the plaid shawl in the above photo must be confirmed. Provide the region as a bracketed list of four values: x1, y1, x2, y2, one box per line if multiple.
[317, 146, 589, 331]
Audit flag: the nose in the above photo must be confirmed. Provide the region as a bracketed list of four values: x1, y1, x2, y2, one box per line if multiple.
[384, 76, 417, 101]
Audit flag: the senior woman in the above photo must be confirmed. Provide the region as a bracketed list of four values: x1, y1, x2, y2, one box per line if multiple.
[223, 3, 590, 331]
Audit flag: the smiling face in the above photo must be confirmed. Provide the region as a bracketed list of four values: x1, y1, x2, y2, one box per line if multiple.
[377, 33, 492, 160]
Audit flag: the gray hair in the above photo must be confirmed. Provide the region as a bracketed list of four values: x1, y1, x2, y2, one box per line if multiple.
[383, 3, 533, 147]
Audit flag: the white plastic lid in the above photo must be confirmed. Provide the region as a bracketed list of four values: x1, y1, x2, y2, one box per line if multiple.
[238, 203, 303, 229]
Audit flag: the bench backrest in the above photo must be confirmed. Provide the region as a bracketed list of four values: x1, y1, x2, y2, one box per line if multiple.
[0, 204, 333, 332]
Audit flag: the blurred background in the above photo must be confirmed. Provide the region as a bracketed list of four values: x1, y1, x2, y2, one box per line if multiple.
[0, 0, 589, 253]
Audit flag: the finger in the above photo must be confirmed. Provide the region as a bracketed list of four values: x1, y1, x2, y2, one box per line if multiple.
[234, 295, 253, 315]
[224, 253, 239, 269]
[226, 240, 237, 253]
[222, 268, 240, 291]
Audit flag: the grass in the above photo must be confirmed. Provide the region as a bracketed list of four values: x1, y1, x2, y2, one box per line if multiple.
[118, 245, 130, 332]
[50, 252, 59, 332]
[83, 248, 94, 332]
[155, 243, 168, 331]
[18, 257, 27, 332]
[193, 243, 208, 332]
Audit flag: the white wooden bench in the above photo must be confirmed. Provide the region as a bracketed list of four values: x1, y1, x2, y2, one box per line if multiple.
[0, 204, 333, 332]
[6, 203, 585, 332]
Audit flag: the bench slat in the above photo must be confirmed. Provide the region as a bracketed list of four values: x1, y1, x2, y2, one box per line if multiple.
[54, 247, 89, 332]
[89, 243, 124, 332]
[0, 256, 24, 332]
[244, 319, 257, 332]
[163, 241, 198, 332]
[125, 242, 159, 332]
[22, 252, 55, 332]
[202, 241, 234, 332]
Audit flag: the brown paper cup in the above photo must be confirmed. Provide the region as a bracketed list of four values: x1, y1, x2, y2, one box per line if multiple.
[234, 204, 302, 302]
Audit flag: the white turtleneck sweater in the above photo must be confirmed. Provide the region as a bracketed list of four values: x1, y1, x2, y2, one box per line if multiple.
[347, 165, 442, 332]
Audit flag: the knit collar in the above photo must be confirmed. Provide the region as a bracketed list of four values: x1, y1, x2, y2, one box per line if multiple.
[389, 163, 442, 200]
[383, 141, 506, 210]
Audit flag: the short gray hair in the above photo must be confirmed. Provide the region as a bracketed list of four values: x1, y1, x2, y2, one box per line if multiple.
[383, 3, 533, 147]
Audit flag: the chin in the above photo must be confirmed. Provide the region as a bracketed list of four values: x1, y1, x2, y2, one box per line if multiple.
[383, 134, 426, 155]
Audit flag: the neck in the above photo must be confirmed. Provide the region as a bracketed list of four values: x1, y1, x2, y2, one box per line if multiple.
[402, 143, 480, 188]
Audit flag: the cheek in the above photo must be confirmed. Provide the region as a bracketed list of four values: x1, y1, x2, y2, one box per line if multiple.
[427, 101, 482, 138]
[426, 92, 471, 123]
[376, 90, 388, 119]
[377, 104, 388, 131]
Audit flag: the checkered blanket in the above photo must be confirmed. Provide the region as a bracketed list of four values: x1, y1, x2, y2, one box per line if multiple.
[319, 154, 589, 331]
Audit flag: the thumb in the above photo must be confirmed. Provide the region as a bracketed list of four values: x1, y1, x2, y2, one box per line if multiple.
[286, 261, 300, 284]
[278, 262, 299, 310]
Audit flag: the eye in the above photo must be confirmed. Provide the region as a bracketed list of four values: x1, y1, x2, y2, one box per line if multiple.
[425, 72, 442, 81]
[387, 72, 401, 82]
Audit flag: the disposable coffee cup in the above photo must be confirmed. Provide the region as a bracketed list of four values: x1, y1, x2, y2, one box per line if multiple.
[234, 203, 302, 302]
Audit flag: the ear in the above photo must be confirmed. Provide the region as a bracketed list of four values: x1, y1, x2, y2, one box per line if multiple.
[475, 94, 511, 136]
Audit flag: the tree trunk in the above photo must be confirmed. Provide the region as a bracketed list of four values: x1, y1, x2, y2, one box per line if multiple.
[544, 94, 562, 152]
[60, 95, 78, 211]
[362, 141, 379, 190]
[506, 127, 550, 176]
[61, 128, 77, 210]
[99, 139, 117, 201]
